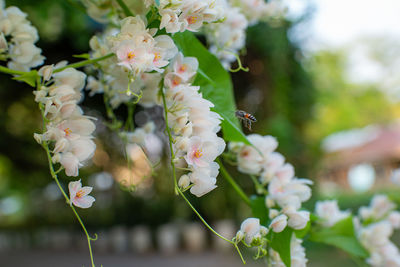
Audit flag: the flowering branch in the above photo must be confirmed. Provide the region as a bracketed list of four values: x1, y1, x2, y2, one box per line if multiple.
[38, 102, 98, 267]
[54, 53, 114, 73]
[160, 85, 246, 264]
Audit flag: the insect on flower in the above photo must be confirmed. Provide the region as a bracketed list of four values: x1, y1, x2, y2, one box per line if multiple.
[235, 110, 257, 131]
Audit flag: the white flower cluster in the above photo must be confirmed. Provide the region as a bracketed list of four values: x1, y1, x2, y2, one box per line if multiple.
[204, 0, 248, 69]
[163, 52, 226, 197]
[88, 18, 171, 108]
[157, 0, 224, 33]
[314, 200, 351, 227]
[123, 121, 163, 163]
[109, 16, 177, 74]
[356, 195, 400, 267]
[230, 134, 312, 233]
[230, 0, 283, 25]
[0, 0, 44, 71]
[269, 233, 308, 267]
[33, 65, 96, 177]
[203, 0, 285, 69]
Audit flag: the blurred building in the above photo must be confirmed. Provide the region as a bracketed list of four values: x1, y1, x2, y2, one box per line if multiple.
[319, 122, 400, 193]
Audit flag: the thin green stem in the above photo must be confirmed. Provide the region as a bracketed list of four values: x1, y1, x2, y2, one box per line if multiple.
[161, 87, 245, 264]
[115, 0, 134, 16]
[250, 175, 268, 195]
[54, 53, 114, 73]
[217, 158, 250, 206]
[42, 141, 96, 267]
[39, 104, 97, 267]
[0, 65, 26, 76]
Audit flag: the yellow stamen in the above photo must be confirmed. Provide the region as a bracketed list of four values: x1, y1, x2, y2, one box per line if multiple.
[64, 128, 72, 136]
[76, 189, 84, 198]
[127, 51, 135, 60]
[188, 16, 197, 25]
[179, 64, 187, 73]
[172, 76, 182, 86]
[154, 52, 161, 61]
[194, 149, 203, 159]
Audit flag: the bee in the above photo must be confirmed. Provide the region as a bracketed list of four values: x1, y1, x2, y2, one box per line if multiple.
[235, 110, 257, 131]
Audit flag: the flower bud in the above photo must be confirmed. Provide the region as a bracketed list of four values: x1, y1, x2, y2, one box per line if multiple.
[265, 196, 275, 208]
[38, 64, 54, 81]
[260, 226, 269, 236]
[287, 210, 310, 230]
[175, 136, 189, 151]
[33, 133, 43, 144]
[0, 32, 7, 50]
[269, 209, 279, 219]
[180, 122, 193, 137]
[270, 214, 287, 233]
[235, 230, 244, 242]
[178, 174, 190, 188]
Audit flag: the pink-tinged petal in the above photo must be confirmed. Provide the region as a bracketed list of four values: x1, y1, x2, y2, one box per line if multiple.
[68, 180, 82, 198]
[79, 186, 93, 196]
[60, 153, 80, 177]
[73, 195, 95, 209]
[193, 157, 208, 168]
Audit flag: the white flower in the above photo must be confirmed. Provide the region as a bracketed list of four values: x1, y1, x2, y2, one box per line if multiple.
[315, 200, 350, 227]
[270, 214, 288, 233]
[52, 68, 87, 91]
[360, 195, 396, 221]
[238, 217, 268, 244]
[360, 221, 393, 250]
[68, 180, 95, 208]
[185, 136, 225, 168]
[189, 162, 219, 197]
[285, 209, 310, 230]
[270, 233, 308, 267]
[236, 145, 264, 175]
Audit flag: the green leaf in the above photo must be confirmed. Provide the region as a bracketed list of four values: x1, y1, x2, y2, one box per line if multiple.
[250, 195, 269, 226]
[310, 216, 369, 258]
[72, 53, 90, 59]
[294, 220, 311, 239]
[172, 32, 250, 145]
[13, 70, 37, 87]
[270, 227, 293, 267]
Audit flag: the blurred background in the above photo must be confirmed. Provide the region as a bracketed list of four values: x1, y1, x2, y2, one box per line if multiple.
[1, 0, 400, 266]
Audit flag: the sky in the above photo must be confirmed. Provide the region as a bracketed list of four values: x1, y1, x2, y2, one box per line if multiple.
[286, 0, 400, 50]
[285, 0, 400, 91]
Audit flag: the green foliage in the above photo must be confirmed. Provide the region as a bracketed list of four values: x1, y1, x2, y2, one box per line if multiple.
[12, 70, 37, 87]
[305, 50, 398, 144]
[310, 216, 369, 258]
[250, 195, 269, 225]
[172, 32, 250, 145]
[270, 227, 294, 267]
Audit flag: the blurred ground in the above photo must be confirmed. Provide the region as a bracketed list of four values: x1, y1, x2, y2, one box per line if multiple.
[1, 250, 262, 267]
